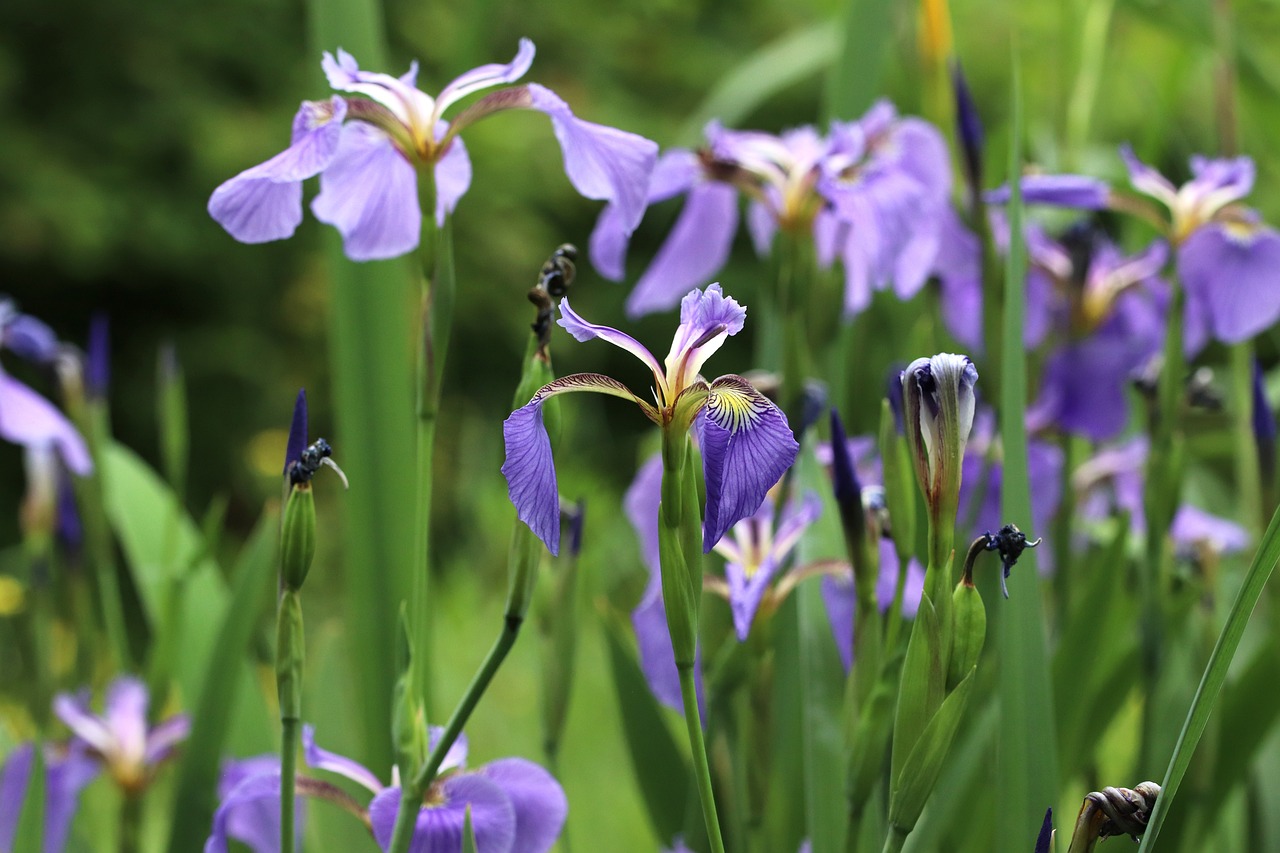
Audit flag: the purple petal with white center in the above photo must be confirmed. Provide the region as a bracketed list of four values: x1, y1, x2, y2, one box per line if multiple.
[103, 677, 149, 768]
[1118, 144, 1177, 207]
[626, 183, 739, 319]
[311, 122, 420, 261]
[53, 690, 115, 756]
[480, 759, 567, 853]
[725, 554, 776, 641]
[526, 84, 658, 237]
[663, 284, 747, 386]
[209, 97, 347, 243]
[984, 174, 1110, 209]
[503, 373, 647, 556]
[434, 39, 536, 117]
[205, 768, 300, 853]
[301, 725, 384, 794]
[1178, 220, 1280, 344]
[143, 713, 191, 766]
[207, 756, 302, 853]
[1171, 505, 1250, 557]
[434, 133, 472, 225]
[427, 727, 469, 775]
[557, 298, 666, 384]
[369, 775, 516, 853]
[695, 376, 799, 551]
[1186, 154, 1255, 217]
[321, 50, 432, 129]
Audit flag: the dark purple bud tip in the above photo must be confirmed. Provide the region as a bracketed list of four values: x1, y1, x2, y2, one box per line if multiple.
[886, 363, 906, 434]
[86, 314, 110, 400]
[566, 498, 586, 558]
[983, 523, 1042, 598]
[950, 59, 984, 197]
[1034, 807, 1053, 853]
[1252, 360, 1276, 469]
[284, 389, 309, 477]
[797, 381, 828, 440]
[829, 408, 863, 507]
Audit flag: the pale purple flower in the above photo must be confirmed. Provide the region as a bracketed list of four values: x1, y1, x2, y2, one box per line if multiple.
[1170, 505, 1250, 560]
[608, 103, 950, 319]
[0, 742, 99, 853]
[206, 726, 567, 853]
[0, 299, 59, 364]
[820, 539, 925, 671]
[53, 676, 189, 794]
[210, 40, 657, 263]
[502, 284, 798, 555]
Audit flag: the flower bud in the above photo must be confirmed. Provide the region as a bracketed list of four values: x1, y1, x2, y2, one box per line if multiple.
[901, 354, 978, 520]
[280, 486, 317, 592]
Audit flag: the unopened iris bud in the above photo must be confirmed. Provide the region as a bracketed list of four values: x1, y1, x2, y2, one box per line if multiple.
[1253, 359, 1276, 483]
[280, 487, 317, 592]
[901, 353, 978, 519]
[950, 59, 984, 209]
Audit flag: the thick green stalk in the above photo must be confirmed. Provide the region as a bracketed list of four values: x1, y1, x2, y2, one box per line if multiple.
[880, 825, 907, 853]
[1230, 342, 1264, 532]
[680, 663, 727, 853]
[276, 590, 304, 853]
[386, 618, 523, 853]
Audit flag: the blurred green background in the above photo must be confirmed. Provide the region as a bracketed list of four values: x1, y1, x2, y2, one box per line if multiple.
[5, 0, 1280, 848]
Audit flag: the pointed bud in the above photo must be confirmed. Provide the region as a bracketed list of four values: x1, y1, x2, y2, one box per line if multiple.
[1253, 359, 1275, 483]
[284, 390, 308, 478]
[950, 60, 984, 209]
[901, 354, 978, 516]
[86, 314, 110, 402]
[280, 486, 317, 591]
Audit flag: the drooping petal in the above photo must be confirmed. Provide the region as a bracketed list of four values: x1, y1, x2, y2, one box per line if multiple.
[503, 374, 649, 555]
[695, 376, 799, 550]
[624, 453, 664, 574]
[588, 202, 633, 282]
[0, 371, 91, 475]
[205, 768, 300, 853]
[368, 775, 517, 853]
[480, 759, 567, 853]
[984, 174, 1110, 209]
[311, 122, 420, 261]
[142, 713, 190, 767]
[1178, 219, 1280, 345]
[820, 571, 856, 671]
[724, 557, 774, 640]
[631, 574, 683, 711]
[2, 312, 59, 364]
[1028, 339, 1135, 442]
[209, 97, 348, 243]
[434, 39, 536, 118]
[52, 691, 115, 756]
[525, 84, 658, 237]
[626, 183, 740, 319]
[0, 744, 33, 850]
[434, 133, 472, 225]
[1119, 143, 1177, 207]
[557, 298, 666, 385]
[663, 284, 748, 389]
[301, 725, 383, 794]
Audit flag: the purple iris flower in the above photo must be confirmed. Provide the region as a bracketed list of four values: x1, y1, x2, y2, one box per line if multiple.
[1169, 505, 1250, 561]
[207, 726, 567, 853]
[53, 676, 190, 794]
[502, 284, 799, 555]
[0, 742, 99, 853]
[209, 40, 658, 263]
[606, 103, 949, 319]
[625, 454, 705, 713]
[0, 303, 92, 476]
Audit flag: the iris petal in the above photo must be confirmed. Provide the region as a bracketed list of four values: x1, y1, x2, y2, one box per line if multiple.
[301, 725, 383, 794]
[1179, 220, 1280, 344]
[368, 775, 516, 853]
[0, 372, 92, 475]
[480, 759, 567, 853]
[311, 123, 420, 261]
[434, 39, 536, 118]
[695, 376, 799, 550]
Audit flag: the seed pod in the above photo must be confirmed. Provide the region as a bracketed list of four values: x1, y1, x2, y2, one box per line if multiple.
[947, 578, 985, 691]
[280, 485, 317, 592]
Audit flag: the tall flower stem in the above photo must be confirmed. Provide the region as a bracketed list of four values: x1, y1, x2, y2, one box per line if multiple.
[276, 588, 304, 853]
[1230, 342, 1264, 532]
[680, 662, 726, 853]
[120, 791, 142, 853]
[386, 617, 523, 853]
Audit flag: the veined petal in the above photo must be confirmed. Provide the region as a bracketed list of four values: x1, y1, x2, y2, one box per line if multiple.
[434, 39, 536, 119]
[1178, 219, 1280, 344]
[557, 298, 666, 388]
[434, 132, 472, 225]
[626, 183, 739, 319]
[322, 49, 433, 131]
[311, 122, 420, 261]
[209, 97, 348, 244]
[663, 284, 747, 390]
[301, 725, 383, 794]
[696, 376, 799, 551]
[526, 83, 659, 236]
[504, 374, 649, 555]
[480, 759, 567, 853]
[368, 775, 516, 853]
[0, 370, 92, 475]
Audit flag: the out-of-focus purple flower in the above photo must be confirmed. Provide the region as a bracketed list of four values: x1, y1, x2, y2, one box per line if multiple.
[209, 40, 657, 263]
[208, 755, 304, 853]
[1170, 505, 1250, 560]
[1073, 436, 1149, 535]
[502, 284, 798, 555]
[53, 676, 189, 794]
[206, 726, 567, 853]
[1254, 359, 1276, 482]
[958, 410, 1063, 572]
[85, 314, 110, 401]
[0, 369, 92, 476]
[950, 60, 984, 207]
[610, 103, 950, 319]
[0, 742, 99, 853]
[821, 538, 925, 671]
[984, 175, 1111, 210]
[0, 299, 60, 365]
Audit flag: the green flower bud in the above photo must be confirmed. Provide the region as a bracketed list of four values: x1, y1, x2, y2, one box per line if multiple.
[280, 485, 317, 592]
[947, 578, 985, 692]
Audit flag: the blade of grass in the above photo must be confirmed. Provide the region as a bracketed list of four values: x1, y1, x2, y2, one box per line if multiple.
[1137, 502, 1280, 852]
[823, 0, 896, 121]
[995, 43, 1059, 853]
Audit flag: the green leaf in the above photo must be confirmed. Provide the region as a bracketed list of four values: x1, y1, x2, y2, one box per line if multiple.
[1138, 501, 1280, 852]
[166, 509, 278, 852]
[888, 667, 976, 834]
[823, 0, 897, 120]
[600, 607, 691, 844]
[995, 42, 1058, 853]
[12, 745, 44, 853]
[462, 806, 478, 853]
[891, 593, 943, 787]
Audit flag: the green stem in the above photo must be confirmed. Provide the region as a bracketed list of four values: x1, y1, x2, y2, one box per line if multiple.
[880, 825, 908, 853]
[280, 716, 298, 853]
[386, 617, 524, 853]
[120, 792, 142, 853]
[1230, 342, 1264, 532]
[679, 663, 727, 853]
